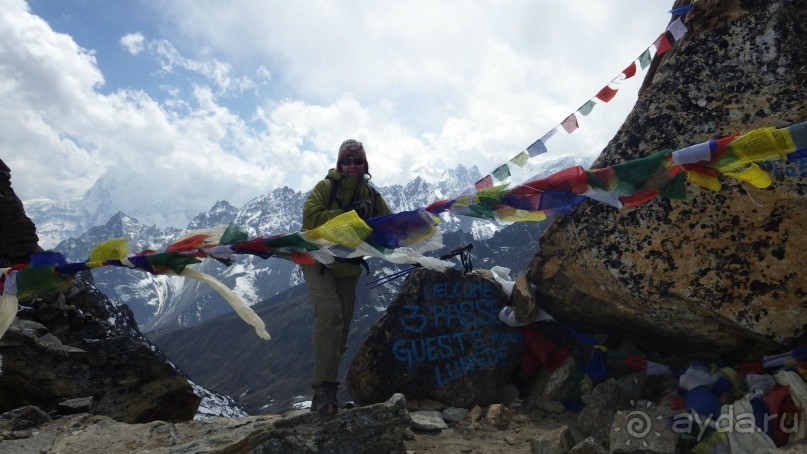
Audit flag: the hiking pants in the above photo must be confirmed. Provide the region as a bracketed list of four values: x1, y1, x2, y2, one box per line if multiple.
[302, 264, 359, 385]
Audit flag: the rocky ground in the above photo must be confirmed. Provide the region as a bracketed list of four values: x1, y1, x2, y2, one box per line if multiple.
[397, 396, 584, 454]
[403, 406, 579, 454]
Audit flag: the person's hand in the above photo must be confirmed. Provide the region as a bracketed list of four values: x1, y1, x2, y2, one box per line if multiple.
[349, 200, 373, 219]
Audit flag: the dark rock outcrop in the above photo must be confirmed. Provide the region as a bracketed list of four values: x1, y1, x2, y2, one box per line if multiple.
[0, 159, 200, 422]
[0, 160, 39, 265]
[347, 268, 524, 407]
[0, 275, 201, 423]
[528, 0, 807, 359]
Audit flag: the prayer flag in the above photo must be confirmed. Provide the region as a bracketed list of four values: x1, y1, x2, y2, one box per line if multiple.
[561, 114, 579, 134]
[578, 100, 596, 116]
[89, 237, 128, 262]
[541, 127, 558, 142]
[526, 139, 547, 157]
[669, 5, 693, 17]
[16, 266, 69, 299]
[221, 224, 249, 245]
[510, 151, 529, 168]
[595, 86, 618, 103]
[492, 163, 511, 181]
[30, 252, 67, 267]
[672, 140, 713, 165]
[725, 163, 772, 188]
[304, 210, 372, 249]
[787, 122, 807, 149]
[667, 17, 688, 41]
[684, 164, 722, 192]
[366, 209, 440, 249]
[622, 62, 637, 79]
[148, 252, 202, 274]
[638, 48, 653, 69]
[475, 175, 494, 190]
[654, 33, 672, 56]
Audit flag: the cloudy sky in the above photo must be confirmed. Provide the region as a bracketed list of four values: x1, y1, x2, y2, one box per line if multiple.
[1, 0, 674, 225]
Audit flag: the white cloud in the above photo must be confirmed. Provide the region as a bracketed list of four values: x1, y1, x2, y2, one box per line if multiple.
[120, 32, 145, 55]
[2, 0, 673, 228]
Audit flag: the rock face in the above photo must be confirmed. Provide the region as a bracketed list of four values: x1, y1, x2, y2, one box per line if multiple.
[0, 159, 200, 422]
[0, 276, 202, 423]
[0, 394, 411, 454]
[528, 0, 807, 358]
[0, 160, 39, 265]
[347, 268, 524, 407]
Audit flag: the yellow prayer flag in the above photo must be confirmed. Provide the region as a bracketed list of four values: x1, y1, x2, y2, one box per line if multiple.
[89, 237, 128, 262]
[496, 207, 548, 222]
[685, 170, 722, 192]
[510, 151, 529, 168]
[725, 163, 772, 188]
[720, 127, 795, 172]
[304, 210, 372, 249]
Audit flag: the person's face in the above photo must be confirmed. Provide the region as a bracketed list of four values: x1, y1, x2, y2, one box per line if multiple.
[340, 154, 365, 178]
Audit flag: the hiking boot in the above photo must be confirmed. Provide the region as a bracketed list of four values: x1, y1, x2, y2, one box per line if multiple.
[310, 381, 339, 416]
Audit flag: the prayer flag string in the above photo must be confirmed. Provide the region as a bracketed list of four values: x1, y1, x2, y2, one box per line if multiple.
[1, 120, 804, 340]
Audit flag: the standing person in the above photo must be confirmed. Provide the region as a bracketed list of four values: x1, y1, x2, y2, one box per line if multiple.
[301, 139, 391, 416]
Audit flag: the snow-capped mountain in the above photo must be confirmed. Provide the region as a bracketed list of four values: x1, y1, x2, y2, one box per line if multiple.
[46, 157, 590, 333]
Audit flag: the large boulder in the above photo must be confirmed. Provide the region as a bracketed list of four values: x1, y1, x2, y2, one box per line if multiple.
[347, 268, 524, 407]
[0, 275, 202, 423]
[528, 0, 807, 359]
[0, 159, 200, 422]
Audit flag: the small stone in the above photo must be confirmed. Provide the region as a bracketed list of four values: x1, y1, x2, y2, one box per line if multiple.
[485, 404, 513, 428]
[468, 405, 483, 422]
[409, 411, 448, 431]
[442, 407, 469, 423]
[533, 399, 566, 414]
[530, 425, 575, 454]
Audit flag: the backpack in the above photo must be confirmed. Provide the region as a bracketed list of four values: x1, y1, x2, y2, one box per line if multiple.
[326, 175, 379, 217]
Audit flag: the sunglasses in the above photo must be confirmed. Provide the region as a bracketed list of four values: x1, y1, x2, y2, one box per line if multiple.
[340, 158, 365, 166]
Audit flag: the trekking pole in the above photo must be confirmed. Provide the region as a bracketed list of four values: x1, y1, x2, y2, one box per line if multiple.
[366, 243, 474, 289]
[366, 265, 420, 288]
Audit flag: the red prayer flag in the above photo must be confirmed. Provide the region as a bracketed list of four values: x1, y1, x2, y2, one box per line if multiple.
[475, 175, 493, 190]
[622, 62, 637, 79]
[654, 33, 672, 56]
[619, 190, 659, 206]
[165, 234, 211, 252]
[288, 252, 317, 265]
[561, 114, 579, 134]
[595, 85, 618, 103]
[517, 165, 588, 193]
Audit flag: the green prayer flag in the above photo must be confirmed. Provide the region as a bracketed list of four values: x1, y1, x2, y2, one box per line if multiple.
[638, 49, 652, 69]
[16, 266, 69, 299]
[510, 151, 529, 168]
[220, 223, 249, 245]
[659, 171, 688, 200]
[492, 164, 511, 181]
[148, 253, 202, 274]
[264, 232, 321, 252]
[578, 100, 596, 116]
[468, 204, 498, 221]
[611, 149, 673, 192]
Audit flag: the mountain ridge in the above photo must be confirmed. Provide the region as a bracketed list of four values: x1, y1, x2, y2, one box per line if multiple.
[42, 158, 590, 333]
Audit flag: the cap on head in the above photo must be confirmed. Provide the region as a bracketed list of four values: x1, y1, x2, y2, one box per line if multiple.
[337, 139, 369, 175]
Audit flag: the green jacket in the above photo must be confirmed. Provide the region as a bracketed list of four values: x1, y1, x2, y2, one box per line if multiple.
[303, 169, 391, 278]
